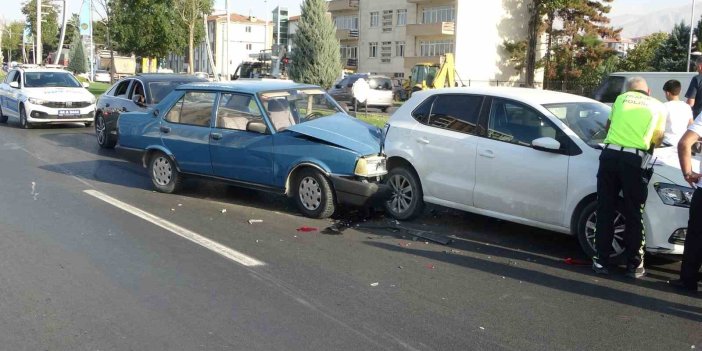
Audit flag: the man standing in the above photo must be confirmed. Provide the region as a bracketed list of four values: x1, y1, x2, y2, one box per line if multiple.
[663, 79, 694, 147]
[672, 125, 702, 293]
[593, 77, 666, 278]
[685, 56, 702, 118]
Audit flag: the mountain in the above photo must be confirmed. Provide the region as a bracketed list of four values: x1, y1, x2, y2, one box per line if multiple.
[610, 4, 690, 38]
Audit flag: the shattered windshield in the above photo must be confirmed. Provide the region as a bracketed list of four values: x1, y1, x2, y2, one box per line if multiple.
[543, 102, 610, 149]
[259, 89, 344, 132]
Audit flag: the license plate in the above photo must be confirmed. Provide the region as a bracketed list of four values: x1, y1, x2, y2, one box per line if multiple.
[58, 109, 80, 116]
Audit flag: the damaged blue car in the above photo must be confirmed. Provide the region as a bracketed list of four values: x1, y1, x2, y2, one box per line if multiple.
[117, 80, 389, 218]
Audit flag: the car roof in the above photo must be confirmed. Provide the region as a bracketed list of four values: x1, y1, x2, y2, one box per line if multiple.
[18, 68, 70, 74]
[415, 86, 597, 105]
[177, 80, 320, 93]
[129, 74, 207, 83]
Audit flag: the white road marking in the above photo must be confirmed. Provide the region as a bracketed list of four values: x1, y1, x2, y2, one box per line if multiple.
[83, 189, 265, 267]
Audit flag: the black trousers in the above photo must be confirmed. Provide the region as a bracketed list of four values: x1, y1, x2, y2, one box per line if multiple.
[595, 148, 648, 267]
[681, 188, 702, 287]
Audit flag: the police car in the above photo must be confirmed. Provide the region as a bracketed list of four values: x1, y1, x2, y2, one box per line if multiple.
[0, 65, 96, 128]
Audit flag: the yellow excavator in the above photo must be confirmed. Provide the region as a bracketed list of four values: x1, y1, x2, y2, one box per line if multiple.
[405, 53, 457, 97]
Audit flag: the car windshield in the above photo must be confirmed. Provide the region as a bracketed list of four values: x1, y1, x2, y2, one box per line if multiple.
[369, 77, 393, 90]
[149, 81, 196, 104]
[24, 72, 82, 88]
[543, 102, 610, 148]
[259, 89, 344, 132]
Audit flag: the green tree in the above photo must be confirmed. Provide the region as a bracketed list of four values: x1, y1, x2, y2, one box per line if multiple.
[652, 22, 690, 72]
[1, 21, 25, 63]
[617, 32, 668, 72]
[290, 0, 342, 89]
[22, 0, 60, 59]
[111, 0, 186, 59]
[67, 30, 86, 73]
[175, 0, 213, 73]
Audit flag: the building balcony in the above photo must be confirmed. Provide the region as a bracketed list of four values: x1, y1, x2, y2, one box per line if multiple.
[406, 22, 455, 37]
[336, 29, 359, 41]
[407, 0, 455, 3]
[403, 55, 442, 69]
[327, 0, 359, 12]
[343, 58, 358, 69]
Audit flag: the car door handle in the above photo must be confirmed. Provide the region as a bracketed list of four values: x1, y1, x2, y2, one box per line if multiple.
[479, 150, 495, 158]
[121, 107, 128, 112]
[160, 126, 171, 134]
[105, 103, 110, 108]
[211, 132, 222, 140]
[416, 137, 430, 145]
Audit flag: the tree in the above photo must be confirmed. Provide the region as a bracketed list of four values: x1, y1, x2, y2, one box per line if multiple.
[522, 0, 568, 87]
[94, 0, 116, 82]
[67, 30, 86, 73]
[1, 21, 25, 63]
[290, 0, 342, 89]
[617, 32, 668, 72]
[652, 22, 690, 72]
[22, 0, 60, 59]
[175, 0, 212, 73]
[111, 0, 186, 59]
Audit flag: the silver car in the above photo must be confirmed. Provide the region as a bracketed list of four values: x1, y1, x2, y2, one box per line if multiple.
[328, 74, 394, 112]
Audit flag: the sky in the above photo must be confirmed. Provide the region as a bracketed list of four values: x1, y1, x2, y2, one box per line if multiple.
[1, 0, 693, 24]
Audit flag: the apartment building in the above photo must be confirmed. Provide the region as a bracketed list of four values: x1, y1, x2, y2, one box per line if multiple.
[327, 0, 542, 85]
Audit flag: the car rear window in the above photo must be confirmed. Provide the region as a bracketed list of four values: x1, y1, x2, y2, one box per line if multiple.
[369, 78, 392, 90]
[149, 81, 195, 104]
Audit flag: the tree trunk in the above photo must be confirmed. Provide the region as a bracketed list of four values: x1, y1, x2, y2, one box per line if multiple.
[203, 13, 217, 80]
[543, 12, 555, 90]
[525, 0, 541, 88]
[188, 23, 194, 74]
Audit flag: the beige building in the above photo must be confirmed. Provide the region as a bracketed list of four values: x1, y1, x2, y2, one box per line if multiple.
[327, 0, 543, 85]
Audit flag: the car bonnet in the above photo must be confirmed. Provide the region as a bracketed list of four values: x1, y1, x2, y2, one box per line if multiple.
[285, 113, 383, 156]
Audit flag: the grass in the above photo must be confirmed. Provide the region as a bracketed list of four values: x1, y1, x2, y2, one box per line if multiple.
[87, 82, 111, 97]
[356, 112, 389, 128]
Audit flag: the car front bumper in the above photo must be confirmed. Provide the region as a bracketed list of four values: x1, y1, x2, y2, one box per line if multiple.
[26, 103, 96, 123]
[331, 176, 391, 207]
[644, 190, 687, 255]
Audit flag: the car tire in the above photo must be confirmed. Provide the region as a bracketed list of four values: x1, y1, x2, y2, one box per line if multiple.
[575, 200, 627, 260]
[294, 168, 336, 219]
[149, 152, 182, 194]
[95, 115, 117, 149]
[384, 165, 424, 220]
[19, 106, 32, 129]
[0, 105, 7, 123]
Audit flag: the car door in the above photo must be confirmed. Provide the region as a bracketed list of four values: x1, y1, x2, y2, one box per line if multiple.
[126, 79, 148, 112]
[409, 93, 483, 207]
[209, 93, 275, 186]
[0, 70, 19, 118]
[473, 98, 569, 226]
[160, 90, 216, 175]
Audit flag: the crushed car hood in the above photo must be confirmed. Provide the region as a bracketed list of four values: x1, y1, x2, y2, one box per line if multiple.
[286, 113, 383, 155]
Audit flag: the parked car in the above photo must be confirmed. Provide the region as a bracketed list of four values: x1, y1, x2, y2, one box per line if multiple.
[384, 87, 693, 258]
[593, 72, 697, 104]
[117, 80, 389, 218]
[193, 72, 213, 81]
[0, 66, 96, 128]
[94, 74, 207, 148]
[94, 70, 111, 83]
[328, 74, 394, 112]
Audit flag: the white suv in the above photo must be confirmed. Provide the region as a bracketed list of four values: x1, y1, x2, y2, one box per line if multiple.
[0, 66, 96, 128]
[384, 87, 694, 258]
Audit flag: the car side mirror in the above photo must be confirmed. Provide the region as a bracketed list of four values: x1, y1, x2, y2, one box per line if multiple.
[132, 94, 146, 107]
[9, 81, 19, 88]
[247, 121, 268, 134]
[335, 84, 341, 89]
[82, 82, 90, 88]
[532, 137, 561, 153]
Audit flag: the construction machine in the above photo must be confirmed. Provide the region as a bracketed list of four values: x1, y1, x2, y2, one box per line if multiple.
[405, 53, 457, 97]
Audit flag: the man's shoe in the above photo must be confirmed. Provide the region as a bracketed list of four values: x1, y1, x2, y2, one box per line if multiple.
[592, 261, 609, 275]
[626, 264, 646, 279]
[668, 279, 699, 293]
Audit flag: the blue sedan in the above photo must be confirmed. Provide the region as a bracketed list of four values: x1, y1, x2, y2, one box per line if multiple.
[117, 80, 389, 218]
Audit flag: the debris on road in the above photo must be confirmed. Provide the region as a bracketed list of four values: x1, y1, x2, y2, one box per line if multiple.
[564, 257, 590, 266]
[370, 282, 379, 287]
[479, 327, 485, 331]
[425, 263, 436, 270]
[248, 219, 263, 224]
[220, 209, 227, 214]
[171, 208, 175, 211]
[296, 226, 318, 232]
[177, 204, 183, 207]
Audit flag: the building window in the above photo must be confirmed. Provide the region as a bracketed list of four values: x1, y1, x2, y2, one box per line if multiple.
[394, 72, 405, 78]
[246, 43, 252, 50]
[245, 26, 251, 33]
[421, 6, 456, 24]
[340, 45, 358, 59]
[419, 40, 454, 57]
[395, 41, 405, 57]
[381, 41, 392, 63]
[369, 42, 378, 58]
[334, 15, 359, 30]
[382, 10, 393, 32]
[370, 12, 379, 27]
[396, 9, 407, 26]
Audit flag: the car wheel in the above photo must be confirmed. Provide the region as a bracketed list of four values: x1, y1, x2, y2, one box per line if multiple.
[294, 168, 335, 218]
[19, 106, 32, 129]
[0, 105, 7, 123]
[384, 166, 424, 220]
[149, 152, 182, 194]
[575, 200, 627, 260]
[95, 115, 117, 149]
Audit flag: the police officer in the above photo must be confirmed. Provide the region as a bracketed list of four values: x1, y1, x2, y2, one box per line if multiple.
[671, 121, 702, 293]
[593, 77, 666, 278]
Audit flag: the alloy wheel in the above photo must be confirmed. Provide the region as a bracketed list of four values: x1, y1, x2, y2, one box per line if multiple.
[96, 116, 106, 145]
[388, 174, 413, 214]
[584, 210, 626, 257]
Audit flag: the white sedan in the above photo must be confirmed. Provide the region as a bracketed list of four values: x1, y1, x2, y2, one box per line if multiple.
[384, 87, 692, 258]
[0, 67, 96, 128]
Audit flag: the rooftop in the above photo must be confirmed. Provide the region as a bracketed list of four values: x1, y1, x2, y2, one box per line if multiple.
[207, 12, 268, 24]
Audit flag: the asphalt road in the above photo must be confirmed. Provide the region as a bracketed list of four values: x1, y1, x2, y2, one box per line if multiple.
[0, 120, 699, 351]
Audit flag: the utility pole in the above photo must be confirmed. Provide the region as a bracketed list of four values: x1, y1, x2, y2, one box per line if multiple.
[264, 0, 268, 52]
[689, 0, 697, 72]
[225, 0, 230, 80]
[55, 0, 67, 65]
[36, 0, 42, 64]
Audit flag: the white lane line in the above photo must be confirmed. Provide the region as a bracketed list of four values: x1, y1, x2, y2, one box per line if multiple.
[83, 189, 265, 267]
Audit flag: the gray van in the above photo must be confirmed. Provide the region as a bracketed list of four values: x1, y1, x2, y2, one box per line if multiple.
[593, 72, 698, 104]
